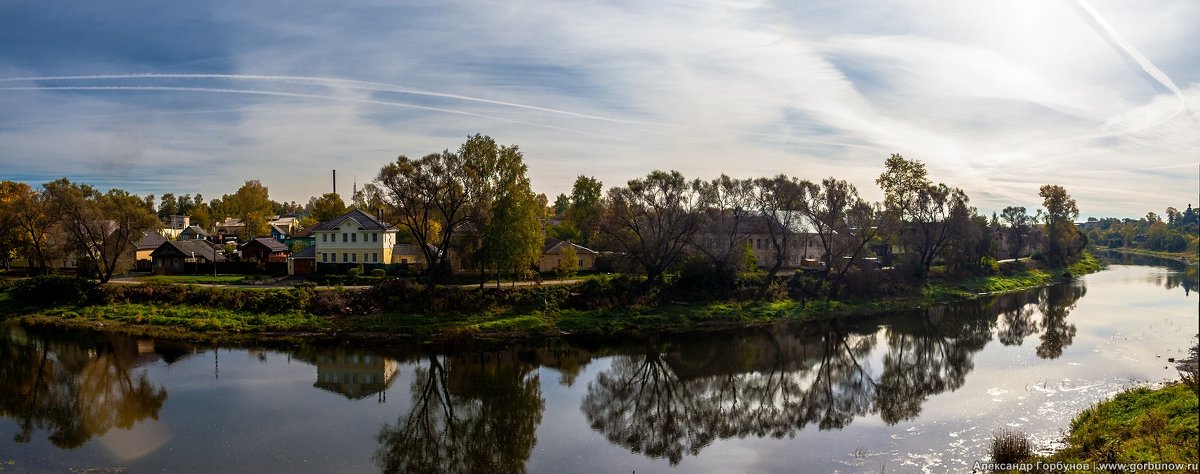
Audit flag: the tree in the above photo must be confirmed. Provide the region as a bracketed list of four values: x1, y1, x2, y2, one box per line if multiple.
[750, 175, 808, 291]
[552, 193, 569, 218]
[307, 192, 347, 222]
[877, 155, 970, 277]
[1038, 185, 1081, 265]
[378, 150, 470, 283]
[565, 175, 604, 247]
[2, 182, 65, 273]
[875, 153, 929, 220]
[157, 193, 177, 220]
[230, 180, 273, 239]
[601, 170, 704, 285]
[689, 175, 754, 292]
[464, 136, 543, 285]
[44, 179, 159, 282]
[1000, 206, 1032, 259]
[801, 178, 888, 296]
[555, 244, 579, 278]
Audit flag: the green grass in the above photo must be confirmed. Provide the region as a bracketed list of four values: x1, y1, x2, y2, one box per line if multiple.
[134, 274, 250, 284]
[21, 302, 332, 337]
[1, 252, 1108, 342]
[1035, 382, 1198, 468]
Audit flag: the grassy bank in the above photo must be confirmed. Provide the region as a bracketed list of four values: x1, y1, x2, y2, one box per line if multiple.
[0, 253, 1102, 343]
[991, 382, 1198, 473]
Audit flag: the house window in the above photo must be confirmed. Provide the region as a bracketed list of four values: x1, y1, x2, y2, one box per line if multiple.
[342, 233, 347, 242]
[372, 252, 378, 263]
[401, 258, 408, 264]
[352, 253, 357, 263]
[322, 234, 327, 242]
[352, 233, 357, 243]
[321, 253, 327, 263]
[343, 253, 348, 263]
[372, 233, 378, 243]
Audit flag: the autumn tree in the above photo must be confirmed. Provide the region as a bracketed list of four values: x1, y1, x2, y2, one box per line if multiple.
[307, 192, 348, 222]
[230, 180, 273, 239]
[462, 135, 543, 285]
[0, 181, 60, 272]
[44, 179, 159, 282]
[601, 170, 704, 285]
[1038, 185, 1082, 265]
[377, 150, 471, 283]
[555, 244, 579, 278]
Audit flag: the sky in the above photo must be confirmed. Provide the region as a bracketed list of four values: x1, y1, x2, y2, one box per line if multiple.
[1, 0, 1197, 219]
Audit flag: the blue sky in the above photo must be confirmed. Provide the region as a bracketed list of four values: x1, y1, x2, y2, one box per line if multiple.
[1, 0, 1197, 218]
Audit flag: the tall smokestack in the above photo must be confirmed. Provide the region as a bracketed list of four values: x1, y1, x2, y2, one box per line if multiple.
[332, 170, 337, 195]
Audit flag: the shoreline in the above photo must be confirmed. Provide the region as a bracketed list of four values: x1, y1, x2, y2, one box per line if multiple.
[0, 254, 1105, 345]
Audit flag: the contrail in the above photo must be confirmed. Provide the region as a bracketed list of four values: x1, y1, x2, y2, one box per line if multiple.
[0, 77, 883, 152]
[0, 85, 631, 142]
[1073, 0, 1188, 110]
[0, 73, 664, 127]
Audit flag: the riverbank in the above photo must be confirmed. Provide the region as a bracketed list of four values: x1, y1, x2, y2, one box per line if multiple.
[0, 253, 1103, 344]
[1100, 246, 1198, 265]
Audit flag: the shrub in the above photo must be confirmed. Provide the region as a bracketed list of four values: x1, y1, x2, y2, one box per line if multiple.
[979, 256, 1000, 276]
[347, 267, 363, 279]
[990, 428, 1033, 464]
[11, 275, 100, 305]
[370, 268, 386, 278]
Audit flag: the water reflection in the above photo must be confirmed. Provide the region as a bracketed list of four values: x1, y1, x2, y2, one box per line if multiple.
[3, 262, 1187, 471]
[1101, 250, 1199, 296]
[0, 327, 169, 448]
[374, 352, 545, 474]
[579, 282, 1086, 465]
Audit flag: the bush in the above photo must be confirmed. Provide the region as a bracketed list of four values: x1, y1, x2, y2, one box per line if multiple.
[347, 267, 363, 279]
[370, 268, 386, 278]
[11, 275, 100, 305]
[990, 428, 1033, 464]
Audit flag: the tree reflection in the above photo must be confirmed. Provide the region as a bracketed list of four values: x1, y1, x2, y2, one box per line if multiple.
[877, 305, 992, 424]
[0, 328, 168, 447]
[374, 352, 544, 473]
[994, 292, 1040, 346]
[1036, 283, 1085, 359]
[581, 313, 994, 465]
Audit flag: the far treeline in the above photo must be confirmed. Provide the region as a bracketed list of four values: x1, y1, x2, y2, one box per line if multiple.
[1082, 206, 1200, 257]
[2, 134, 1097, 298]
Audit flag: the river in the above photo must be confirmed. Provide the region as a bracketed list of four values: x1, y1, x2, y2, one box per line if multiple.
[1, 256, 1196, 473]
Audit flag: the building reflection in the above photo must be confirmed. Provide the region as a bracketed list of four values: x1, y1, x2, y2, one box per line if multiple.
[313, 349, 399, 402]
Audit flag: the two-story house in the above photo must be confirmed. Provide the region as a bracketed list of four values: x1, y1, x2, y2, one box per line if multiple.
[311, 209, 400, 270]
[695, 213, 826, 271]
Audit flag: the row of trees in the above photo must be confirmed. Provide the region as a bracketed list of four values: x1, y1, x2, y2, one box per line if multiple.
[555, 154, 1085, 296]
[1084, 205, 1199, 254]
[1, 134, 1094, 291]
[0, 179, 159, 282]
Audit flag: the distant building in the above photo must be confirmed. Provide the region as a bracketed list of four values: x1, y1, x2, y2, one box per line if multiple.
[311, 209, 400, 269]
[150, 240, 225, 274]
[538, 238, 599, 273]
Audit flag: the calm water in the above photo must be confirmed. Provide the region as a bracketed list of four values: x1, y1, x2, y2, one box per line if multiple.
[1, 258, 1196, 473]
